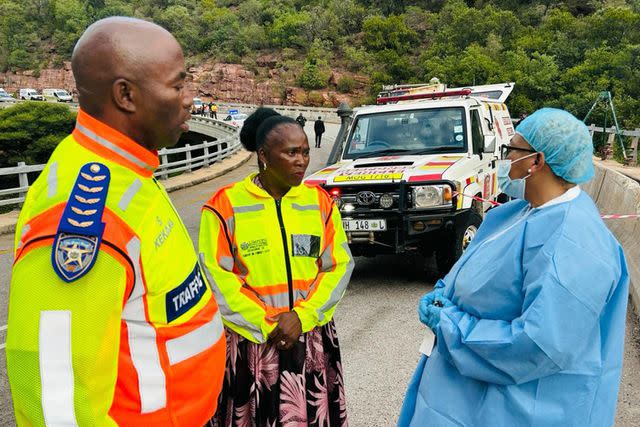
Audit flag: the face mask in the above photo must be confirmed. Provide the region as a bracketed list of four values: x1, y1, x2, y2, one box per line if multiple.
[496, 153, 537, 199]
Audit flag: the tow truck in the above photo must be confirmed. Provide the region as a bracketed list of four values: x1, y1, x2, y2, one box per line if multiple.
[304, 82, 515, 273]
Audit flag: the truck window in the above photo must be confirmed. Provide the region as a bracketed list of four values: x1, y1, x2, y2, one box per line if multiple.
[344, 107, 467, 159]
[471, 110, 484, 154]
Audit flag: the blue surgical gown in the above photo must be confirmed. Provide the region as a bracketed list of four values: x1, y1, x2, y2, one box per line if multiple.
[400, 190, 629, 427]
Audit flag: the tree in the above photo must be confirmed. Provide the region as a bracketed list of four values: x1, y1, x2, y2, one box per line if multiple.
[298, 59, 327, 89]
[362, 15, 418, 53]
[0, 102, 76, 167]
[156, 5, 199, 54]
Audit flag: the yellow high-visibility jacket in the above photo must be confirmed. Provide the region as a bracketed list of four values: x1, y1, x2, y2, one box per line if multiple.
[6, 109, 225, 426]
[199, 173, 354, 342]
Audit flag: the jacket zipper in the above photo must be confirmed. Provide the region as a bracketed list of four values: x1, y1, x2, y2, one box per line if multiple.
[275, 199, 294, 310]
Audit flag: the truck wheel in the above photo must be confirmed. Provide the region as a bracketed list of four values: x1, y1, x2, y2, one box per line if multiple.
[435, 210, 482, 275]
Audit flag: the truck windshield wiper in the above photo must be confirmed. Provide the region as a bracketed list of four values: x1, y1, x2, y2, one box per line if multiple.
[355, 148, 413, 159]
[406, 147, 465, 155]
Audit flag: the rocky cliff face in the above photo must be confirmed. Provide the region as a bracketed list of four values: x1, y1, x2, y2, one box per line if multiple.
[0, 62, 76, 96]
[0, 61, 367, 107]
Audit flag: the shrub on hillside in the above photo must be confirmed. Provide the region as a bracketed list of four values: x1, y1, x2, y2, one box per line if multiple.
[298, 61, 327, 90]
[337, 76, 357, 93]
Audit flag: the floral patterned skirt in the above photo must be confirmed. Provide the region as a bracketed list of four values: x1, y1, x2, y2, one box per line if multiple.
[207, 319, 348, 427]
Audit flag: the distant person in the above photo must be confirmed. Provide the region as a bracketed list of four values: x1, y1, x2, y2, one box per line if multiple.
[314, 116, 325, 148]
[210, 102, 218, 119]
[398, 108, 629, 427]
[202, 104, 209, 117]
[295, 112, 306, 128]
[200, 107, 354, 427]
[5, 17, 225, 425]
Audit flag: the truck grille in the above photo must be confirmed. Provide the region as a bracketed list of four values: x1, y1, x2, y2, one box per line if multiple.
[327, 184, 408, 211]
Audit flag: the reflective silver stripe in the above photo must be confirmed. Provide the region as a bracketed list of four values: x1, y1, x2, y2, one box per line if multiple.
[47, 161, 58, 198]
[232, 247, 249, 277]
[226, 216, 235, 237]
[261, 291, 295, 309]
[39, 310, 78, 426]
[317, 242, 354, 322]
[320, 244, 335, 272]
[219, 256, 234, 272]
[75, 122, 154, 172]
[123, 237, 167, 413]
[199, 253, 265, 343]
[233, 204, 264, 214]
[166, 311, 224, 365]
[291, 203, 320, 211]
[118, 179, 142, 211]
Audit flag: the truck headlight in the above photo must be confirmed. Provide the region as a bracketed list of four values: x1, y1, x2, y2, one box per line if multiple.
[412, 185, 453, 209]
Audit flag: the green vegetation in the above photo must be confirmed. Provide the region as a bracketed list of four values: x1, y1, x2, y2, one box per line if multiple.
[0, 102, 75, 167]
[0, 0, 639, 129]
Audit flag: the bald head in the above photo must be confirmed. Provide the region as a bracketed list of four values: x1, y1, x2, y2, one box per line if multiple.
[71, 17, 192, 151]
[72, 17, 182, 117]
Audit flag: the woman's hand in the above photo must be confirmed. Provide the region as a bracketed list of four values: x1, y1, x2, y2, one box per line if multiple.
[268, 311, 302, 351]
[419, 289, 443, 325]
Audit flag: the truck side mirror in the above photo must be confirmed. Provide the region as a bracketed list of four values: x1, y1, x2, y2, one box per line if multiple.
[484, 117, 493, 131]
[483, 136, 496, 153]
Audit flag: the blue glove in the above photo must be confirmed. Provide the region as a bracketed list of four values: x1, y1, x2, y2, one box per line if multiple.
[418, 289, 443, 325]
[424, 296, 454, 331]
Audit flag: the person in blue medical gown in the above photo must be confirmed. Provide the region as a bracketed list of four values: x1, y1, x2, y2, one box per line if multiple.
[399, 108, 629, 427]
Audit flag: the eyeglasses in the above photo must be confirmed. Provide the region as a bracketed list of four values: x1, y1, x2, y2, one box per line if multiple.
[500, 145, 537, 160]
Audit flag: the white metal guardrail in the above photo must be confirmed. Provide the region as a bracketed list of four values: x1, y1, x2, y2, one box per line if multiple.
[0, 115, 240, 208]
[587, 124, 640, 165]
[213, 102, 341, 124]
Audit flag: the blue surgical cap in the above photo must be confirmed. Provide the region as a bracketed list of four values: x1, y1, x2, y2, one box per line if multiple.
[516, 108, 594, 184]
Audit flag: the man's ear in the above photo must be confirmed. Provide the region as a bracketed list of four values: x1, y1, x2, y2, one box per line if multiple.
[112, 78, 136, 113]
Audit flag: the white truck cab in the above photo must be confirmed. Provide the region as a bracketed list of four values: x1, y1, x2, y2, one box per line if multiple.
[43, 88, 73, 102]
[19, 88, 44, 101]
[305, 82, 515, 273]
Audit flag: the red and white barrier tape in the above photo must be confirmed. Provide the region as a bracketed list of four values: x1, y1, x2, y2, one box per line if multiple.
[453, 192, 500, 207]
[453, 192, 640, 219]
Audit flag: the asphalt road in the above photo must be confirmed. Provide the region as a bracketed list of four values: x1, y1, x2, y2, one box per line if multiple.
[1, 124, 640, 426]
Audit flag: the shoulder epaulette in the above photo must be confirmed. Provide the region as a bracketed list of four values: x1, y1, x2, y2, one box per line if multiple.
[52, 162, 111, 282]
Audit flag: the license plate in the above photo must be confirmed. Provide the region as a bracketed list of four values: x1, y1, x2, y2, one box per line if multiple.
[342, 219, 387, 231]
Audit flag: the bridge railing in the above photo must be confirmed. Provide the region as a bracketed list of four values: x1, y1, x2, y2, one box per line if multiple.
[0, 116, 240, 208]
[587, 124, 640, 165]
[211, 102, 340, 124]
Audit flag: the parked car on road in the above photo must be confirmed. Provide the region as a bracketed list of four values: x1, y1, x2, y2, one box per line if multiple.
[43, 88, 73, 102]
[19, 88, 44, 101]
[223, 111, 248, 128]
[0, 88, 16, 102]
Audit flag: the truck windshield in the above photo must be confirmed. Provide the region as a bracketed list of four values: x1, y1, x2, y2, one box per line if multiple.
[344, 107, 467, 159]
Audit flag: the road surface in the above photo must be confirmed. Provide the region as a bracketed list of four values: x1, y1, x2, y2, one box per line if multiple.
[1, 124, 639, 425]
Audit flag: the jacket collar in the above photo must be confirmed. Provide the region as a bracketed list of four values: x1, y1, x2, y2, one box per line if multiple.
[72, 109, 159, 177]
[243, 173, 306, 199]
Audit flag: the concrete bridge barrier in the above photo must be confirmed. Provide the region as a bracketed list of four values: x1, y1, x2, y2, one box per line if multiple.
[583, 163, 640, 315]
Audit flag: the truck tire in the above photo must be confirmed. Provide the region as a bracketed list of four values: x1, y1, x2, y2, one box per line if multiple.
[435, 210, 482, 275]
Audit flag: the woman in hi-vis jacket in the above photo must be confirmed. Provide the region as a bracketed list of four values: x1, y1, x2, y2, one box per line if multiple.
[200, 108, 354, 427]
